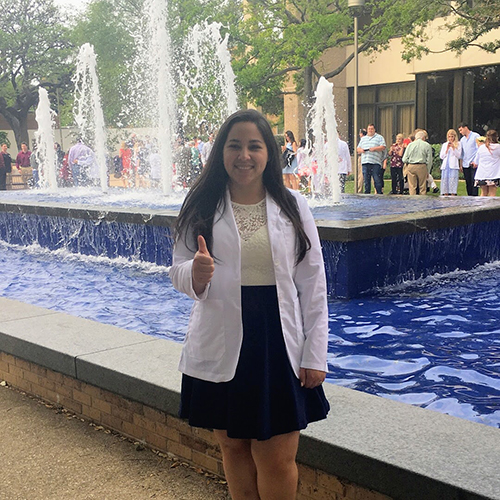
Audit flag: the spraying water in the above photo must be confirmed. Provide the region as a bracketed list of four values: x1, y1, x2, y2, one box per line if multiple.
[34, 88, 58, 191]
[140, 0, 177, 194]
[73, 43, 108, 193]
[308, 76, 341, 203]
[179, 22, 238, 134]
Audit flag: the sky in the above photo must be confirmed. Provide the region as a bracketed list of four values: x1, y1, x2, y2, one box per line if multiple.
[54, 0, 88, 14]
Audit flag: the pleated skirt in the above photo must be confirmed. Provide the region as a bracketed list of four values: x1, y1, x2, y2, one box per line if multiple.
[179, 285, 330, 441]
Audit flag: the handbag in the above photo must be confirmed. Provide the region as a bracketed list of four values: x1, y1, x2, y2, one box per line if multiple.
[281, 148, 295, 169]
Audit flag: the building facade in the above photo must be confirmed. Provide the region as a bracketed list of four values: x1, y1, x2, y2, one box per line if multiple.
[283, 16, 500, 149]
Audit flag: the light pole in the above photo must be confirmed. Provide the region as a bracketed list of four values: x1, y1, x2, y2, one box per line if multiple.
[348, 0, 365, 193]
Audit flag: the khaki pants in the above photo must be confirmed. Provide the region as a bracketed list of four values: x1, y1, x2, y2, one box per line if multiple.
[20, 166, 33, 186]
[406, 163, 427, 195]
[357, 158, 364, 193]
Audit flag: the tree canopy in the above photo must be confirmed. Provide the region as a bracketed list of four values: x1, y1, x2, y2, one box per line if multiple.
[402, 0, 500, 61]
[0, 0, 72, 148]
[226, 0, 442, 113]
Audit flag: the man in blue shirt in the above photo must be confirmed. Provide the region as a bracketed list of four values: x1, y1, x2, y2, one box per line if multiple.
[458, 122, 480, 196]
[356, 123, 386, 194]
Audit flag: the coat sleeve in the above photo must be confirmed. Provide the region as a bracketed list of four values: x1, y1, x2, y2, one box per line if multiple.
[293, 194, 329, 372]
[169, 231, 210, 301]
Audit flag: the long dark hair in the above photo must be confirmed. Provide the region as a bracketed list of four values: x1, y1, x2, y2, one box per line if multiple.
[174, 109, 311, 264]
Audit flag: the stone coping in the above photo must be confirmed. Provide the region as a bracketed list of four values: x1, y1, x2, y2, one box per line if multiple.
[2, 198, 500, 242]
[0, 297, 498, 500]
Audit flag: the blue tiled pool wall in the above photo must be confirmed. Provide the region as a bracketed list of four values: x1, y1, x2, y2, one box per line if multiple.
[2, 211, 500, 298]
[0, 211, 173, 266]
[321, 218, 500, 297]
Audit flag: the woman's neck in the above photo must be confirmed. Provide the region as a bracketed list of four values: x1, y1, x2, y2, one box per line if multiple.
[229, 183, 266, 205]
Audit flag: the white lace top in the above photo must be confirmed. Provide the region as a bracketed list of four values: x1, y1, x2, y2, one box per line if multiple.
[231, 199, 276, 286]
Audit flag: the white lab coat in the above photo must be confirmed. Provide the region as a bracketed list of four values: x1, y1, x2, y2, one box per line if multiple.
[169, 189, 329, 383]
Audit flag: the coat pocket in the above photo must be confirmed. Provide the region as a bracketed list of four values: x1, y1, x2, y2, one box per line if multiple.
[185, 299, 226, 361]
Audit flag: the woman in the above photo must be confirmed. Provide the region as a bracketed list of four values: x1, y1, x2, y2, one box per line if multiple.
[282, 130, 299, 190]
[119, 141, 132, 188]
[473, 129, 500, 197]
[439, 129, 462, 196]
[388, 133, 405, 194]
[170, 109, 329, 500]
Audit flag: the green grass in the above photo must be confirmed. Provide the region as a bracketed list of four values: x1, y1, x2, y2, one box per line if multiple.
[344, 179, 498, 196]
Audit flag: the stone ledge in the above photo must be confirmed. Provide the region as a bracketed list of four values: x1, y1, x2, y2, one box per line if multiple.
[0, 297, 498, 500]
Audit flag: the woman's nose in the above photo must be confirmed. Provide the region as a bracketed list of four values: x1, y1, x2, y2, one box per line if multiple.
[238, 147, 251, 159]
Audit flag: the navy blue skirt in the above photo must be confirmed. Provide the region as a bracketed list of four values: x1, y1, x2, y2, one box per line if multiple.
[179, 285, 330, 441]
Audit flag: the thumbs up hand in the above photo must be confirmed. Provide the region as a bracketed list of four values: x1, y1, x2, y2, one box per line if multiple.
[192, 235, 214, 295]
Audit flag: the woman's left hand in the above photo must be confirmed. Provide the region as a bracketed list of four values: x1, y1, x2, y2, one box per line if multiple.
[299, 368, 326, 389]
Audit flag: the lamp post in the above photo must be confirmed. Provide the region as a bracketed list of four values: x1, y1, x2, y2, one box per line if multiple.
[348, 0, 365, 193]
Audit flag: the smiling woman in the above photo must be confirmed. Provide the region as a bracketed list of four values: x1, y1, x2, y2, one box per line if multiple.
[170, 109, 330, 500]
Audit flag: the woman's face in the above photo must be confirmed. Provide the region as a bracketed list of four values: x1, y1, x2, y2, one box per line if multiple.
[448, 132, 455, 142]
[223, 121, 268, 191]
[396, 136, 403, 144]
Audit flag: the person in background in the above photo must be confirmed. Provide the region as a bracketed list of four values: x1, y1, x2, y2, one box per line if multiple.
[170, 109, 329, 500]
[0, 144, 5, 190]
[439, 129, 462, 196]
[30, 140, 39, 187]
[356, 124, 386, 194]
[16, 142, 32, 186]
[68, 139, 95, 187]
[54, 143, 67, 187]
[337, 136, 351, 194]
[388, 134, 406, 194]
[0, 144, 12, 190]
[201, 133, 214, 167]
[402, 130, 433, 195]
[149, 148, 162, 187]
[458, 122, 480, 196]
[356, 128, 367, 193]
[282, 130, 299, 190]
[118, 141, 133, 188]
[473, 129, 500, 197]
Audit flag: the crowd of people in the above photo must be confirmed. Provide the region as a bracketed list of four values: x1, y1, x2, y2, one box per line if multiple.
[354, 121, 500, 197]
[2, 121, 499, 197]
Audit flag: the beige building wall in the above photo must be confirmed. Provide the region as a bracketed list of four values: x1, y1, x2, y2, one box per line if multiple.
[285, 15, 500, 140]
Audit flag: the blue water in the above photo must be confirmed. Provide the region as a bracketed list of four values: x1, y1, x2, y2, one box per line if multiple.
[0, 241, 499, 428]
[2, 187, 499, 221]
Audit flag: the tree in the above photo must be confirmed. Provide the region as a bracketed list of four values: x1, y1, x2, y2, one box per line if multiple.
[71, 0, 136, 127]
[225, 0, 441, 112]
[0, 0, 72, 149]
[402, 0, 500, 60]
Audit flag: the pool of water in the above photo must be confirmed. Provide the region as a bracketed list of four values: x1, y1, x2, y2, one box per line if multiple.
[2, 187, 499, 221]
[0, 240, 499, 428]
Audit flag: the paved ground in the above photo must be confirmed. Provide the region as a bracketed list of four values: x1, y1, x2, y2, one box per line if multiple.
[0, 384, 229, 500]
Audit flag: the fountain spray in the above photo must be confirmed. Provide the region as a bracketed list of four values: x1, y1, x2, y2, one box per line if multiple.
[34, 87, 58, 191]
[73, 43, 108, 193]
[309, 77, 341, 203]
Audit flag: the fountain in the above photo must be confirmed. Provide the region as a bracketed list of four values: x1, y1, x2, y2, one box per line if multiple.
[308, 76, 341, 203]
[178, 21, 238, 134]
[1, 0, 500, 431]
[34, 87, 58, 191]
[73, 43, 109, 193]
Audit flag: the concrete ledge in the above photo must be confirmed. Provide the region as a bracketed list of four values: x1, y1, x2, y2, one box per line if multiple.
[0, 297, 498, 500]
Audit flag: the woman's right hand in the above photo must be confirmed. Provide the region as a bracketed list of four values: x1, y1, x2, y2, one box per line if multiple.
[192, 235, 214, 295]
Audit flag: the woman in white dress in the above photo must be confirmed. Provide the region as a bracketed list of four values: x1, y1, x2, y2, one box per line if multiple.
[439, 129, 462, 196]
[473, 129, 500, 197]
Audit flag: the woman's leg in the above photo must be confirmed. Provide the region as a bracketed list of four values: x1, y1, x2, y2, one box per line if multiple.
[251, 431, 300, 500]
[488, 185, 497, 197]
[480, 185, 489, 196]
[214, 430, 259, 500]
